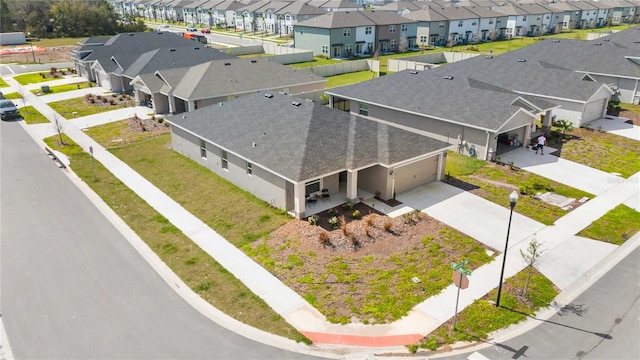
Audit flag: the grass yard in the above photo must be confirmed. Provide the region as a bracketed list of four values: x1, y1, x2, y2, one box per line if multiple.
[3, 92, 23, 100]
[84, 117, 170, 147]
[48, 95, 135, 118]
[19, 106, 50, 124]
[288, 56, 343, 68]
[325, 70, 377, 88]
[109, 134, 291, 248]
[552, 128, 640, 178]
[445, 151, 592, 225]
[578, 204, 640, 245]
[411, 268, 558, 352]
[33, 37, 87, 47]
[13, 72, 61, 85]
[31, 82, 94, 95]
[43, 134, 310, 344]
[0, 78, 8, 87]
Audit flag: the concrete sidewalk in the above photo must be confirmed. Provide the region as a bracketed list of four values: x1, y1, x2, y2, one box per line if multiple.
[590, 116, 640, 141]
[4, 73, 640, 354]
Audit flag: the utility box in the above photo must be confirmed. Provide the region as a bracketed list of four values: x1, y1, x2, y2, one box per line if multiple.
[0, 32, 26, 46]
[41, 85, 50, 93]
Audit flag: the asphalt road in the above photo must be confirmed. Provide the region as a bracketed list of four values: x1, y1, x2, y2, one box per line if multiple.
[0, 120, 323, 359]
[445, 246, 640, 360]
[0, 62, 74, 76]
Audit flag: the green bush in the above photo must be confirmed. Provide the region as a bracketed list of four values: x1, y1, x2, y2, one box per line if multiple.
[308, 215, 319, 225]
[352, 210, 360, 219]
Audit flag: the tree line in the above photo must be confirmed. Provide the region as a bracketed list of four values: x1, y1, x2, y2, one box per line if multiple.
[0, 0, 146, 38]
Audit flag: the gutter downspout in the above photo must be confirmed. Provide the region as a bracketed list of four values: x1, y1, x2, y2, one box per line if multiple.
[633, 78, 638, 103]
[484, 130, 491, 161]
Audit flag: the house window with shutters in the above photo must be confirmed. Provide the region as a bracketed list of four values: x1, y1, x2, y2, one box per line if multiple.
[343, 28, 351, 36]
[389, 25, 395, 32]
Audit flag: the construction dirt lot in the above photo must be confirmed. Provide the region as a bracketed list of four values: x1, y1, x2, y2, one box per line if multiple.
[0, 44, 78, 64]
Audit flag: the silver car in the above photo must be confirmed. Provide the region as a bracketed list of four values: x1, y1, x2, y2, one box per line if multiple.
[0, 99, 20, 120]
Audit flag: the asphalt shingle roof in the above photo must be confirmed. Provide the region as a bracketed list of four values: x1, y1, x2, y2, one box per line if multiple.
[168, 91, 450, 182]
[150, 58, 325, 99]
[326, 69, 540, 131]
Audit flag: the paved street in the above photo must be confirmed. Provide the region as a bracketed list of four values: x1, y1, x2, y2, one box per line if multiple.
[0, 120, 328, 359]
[438, 246, 640, 360]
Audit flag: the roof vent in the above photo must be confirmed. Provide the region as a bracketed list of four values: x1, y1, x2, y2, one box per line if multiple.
[264, 93, 273, 98]
[553, 39, 560, 43]
[603, 39, 609, 42]
[128, 33, 135, 36]
[444, 75, 454, 80]
[224, 62, 231, 65]
[194, 47, 200, 50]
[291, 101, 301, 107]
[252, 142, 257, 147]
[183, 115, 187, 119]
[169, 48, 176, 52]
[251, 60, 257, 63]
[517, 59, 526, 62]
[409, 70, 419, 74]
[594, 42, 602, 46]
[219, 102, 224, 106]
[485, 55, 493, 59]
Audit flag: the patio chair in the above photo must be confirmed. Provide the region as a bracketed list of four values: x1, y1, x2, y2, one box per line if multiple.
[321, 188, 330, 202]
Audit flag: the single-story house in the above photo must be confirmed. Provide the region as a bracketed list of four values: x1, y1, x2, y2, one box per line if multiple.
[130, 57, 327, 114]
[166, 91, 451, 218]
[73, 31, 233, 92]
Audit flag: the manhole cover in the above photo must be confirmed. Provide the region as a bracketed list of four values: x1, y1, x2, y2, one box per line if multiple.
[537, 192, 575, 208]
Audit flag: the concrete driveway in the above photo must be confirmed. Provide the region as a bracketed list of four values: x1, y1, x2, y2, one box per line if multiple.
[590, 116, 640, 141]
[498, 147, 624, 195]
[398, 182, 545, 251]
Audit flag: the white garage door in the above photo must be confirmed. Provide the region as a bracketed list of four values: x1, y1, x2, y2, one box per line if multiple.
[394, 156, 439, 194]
[583, 99, 607, 123]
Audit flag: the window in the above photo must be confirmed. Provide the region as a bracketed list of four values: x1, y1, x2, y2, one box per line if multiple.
[322, 45, 328, 54]
[366, 42, 373, 52]
[390, 39, 397, 48]
[345, 44, 353, 54]
[522, 16, 527, 21]
[472, 21, 476, 25]
[420, 35, 427, 43]
[305, 180, 320, 195]
[246, 162, 253, 175]
[200, 139, 206, 158]
[221, 149, 228, 169]
[458, 21, 463, 27]
[497, 19, 501, 24]
[389, 25, 395, 32]
[343, 28, 351, 36]
[365, 26, 372, 34]
[489, 19, 494, 24]
[439, 23, 444, 28]
[359, 103, 368, 116]
[401, 24, 407, 32]
[537, 16, 540, 20]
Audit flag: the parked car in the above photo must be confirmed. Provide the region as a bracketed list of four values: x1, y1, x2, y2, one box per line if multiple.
[200, 28, 211, 34]
[186, 26, 197, 32]
[0, 100, 20, 120]
[0, 91, 3, 99]
[160, 23, 169, 28]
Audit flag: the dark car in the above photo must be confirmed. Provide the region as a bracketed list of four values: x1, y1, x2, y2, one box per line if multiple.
[0, 99, 20, 120]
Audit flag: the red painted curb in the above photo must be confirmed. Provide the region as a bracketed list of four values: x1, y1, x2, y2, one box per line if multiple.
[302, 331, 423, 347]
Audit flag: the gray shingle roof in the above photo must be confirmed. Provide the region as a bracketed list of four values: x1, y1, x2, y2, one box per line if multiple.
[120, 45, 231, 79]
[326, 69, 539, 131]
[296, 9, 416, 28]
[429, 5, 481, 20]
[151, 58, 325, 99]
[167, 91, 450, 182]
[403, 8, 448, 22]
[277, 1, 326, 16]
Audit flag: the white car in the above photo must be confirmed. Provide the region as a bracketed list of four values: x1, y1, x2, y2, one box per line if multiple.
[160, 24, 169, 28]
[186, 26, 196, 32]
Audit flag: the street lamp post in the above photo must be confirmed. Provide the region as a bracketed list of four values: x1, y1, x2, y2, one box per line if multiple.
[495, 190, 518, 307]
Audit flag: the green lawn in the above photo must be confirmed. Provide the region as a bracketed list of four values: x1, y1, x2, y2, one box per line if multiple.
[0, 78, 8, 87]
[552, 128, 640, 178]
[326, 71, 377, 88]
[578, 205, 640, 245]
[411, 268, 557, 352]
[13, 72, 60, 85]
[20, 106, 50, 124]
[288, 56, 343, 68]
[48, 96, 135, 118]
[3, 92, 22, 100]
[44, 134, 310, 344]
[32, 37, 87, 47]
[31, 82, 93, 95]
[445, 151, 592, 225]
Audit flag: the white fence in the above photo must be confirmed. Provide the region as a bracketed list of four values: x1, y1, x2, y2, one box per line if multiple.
[309, 59, 380, 77]
[387, 52, 480, 72]
[225, 43, 314, 64]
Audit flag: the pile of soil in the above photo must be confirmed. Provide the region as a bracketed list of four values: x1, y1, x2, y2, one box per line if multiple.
[0, 44, 78, 64]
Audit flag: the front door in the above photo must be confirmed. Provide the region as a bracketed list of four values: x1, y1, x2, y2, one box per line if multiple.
[333, 46, 341, 58]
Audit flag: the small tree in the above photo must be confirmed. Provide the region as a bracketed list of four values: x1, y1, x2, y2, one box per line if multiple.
[554, 119, 574, 139]
[52, 113, 66, 145]
[520, 235, 545, 296]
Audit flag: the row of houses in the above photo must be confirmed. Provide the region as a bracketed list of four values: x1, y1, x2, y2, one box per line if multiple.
[73, 28, 639, 218]
[168, 28, 638, 218]
[108, 0, 640, 56]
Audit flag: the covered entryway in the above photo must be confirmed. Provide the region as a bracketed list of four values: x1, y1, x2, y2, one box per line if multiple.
[393, 156, 439, 194]
[582, 98, 607, 124]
